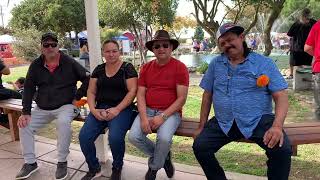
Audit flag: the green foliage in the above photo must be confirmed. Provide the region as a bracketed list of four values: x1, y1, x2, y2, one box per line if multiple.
[100, 28, 121, 43]
[98, 0, 178, 32]
[196, 61, 209, 74]
[9, 0, 86, 35]
[12, 27, 42, 61]
[194, 26, 204, 41]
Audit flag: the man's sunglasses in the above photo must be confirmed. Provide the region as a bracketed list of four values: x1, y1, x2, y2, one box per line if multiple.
[43, 43, 58, 48]
[153, 43, 169, 49]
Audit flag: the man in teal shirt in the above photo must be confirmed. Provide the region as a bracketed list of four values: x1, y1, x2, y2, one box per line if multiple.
[193, 23, 292, 180]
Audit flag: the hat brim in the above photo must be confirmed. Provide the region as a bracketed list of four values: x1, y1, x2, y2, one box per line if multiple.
[41, 36, 58, 43]
[146, 39, 179, 52]
[218, 26, 244, 40]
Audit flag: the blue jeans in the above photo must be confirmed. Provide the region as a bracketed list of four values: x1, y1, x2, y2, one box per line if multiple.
[193, 115, 292, 180]
[79, 105, 134, 171]
[128, 107, 181, 170]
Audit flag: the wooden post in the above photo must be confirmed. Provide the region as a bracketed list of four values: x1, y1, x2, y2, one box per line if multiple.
[7, 110, 20, 141]
[291, 145, 297, 156]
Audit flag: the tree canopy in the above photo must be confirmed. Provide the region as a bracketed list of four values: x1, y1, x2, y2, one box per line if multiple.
[9, 0, 86, 35]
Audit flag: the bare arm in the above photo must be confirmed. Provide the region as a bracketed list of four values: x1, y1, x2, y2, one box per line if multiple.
[193, 90, 212, 139]
[162, 84, 188, 117]
[115, 77, 137, 111]
[0, 64, 10, 75]
[304, 44, 314, 56]
[137, 85, 152, 134]
[137, 86, 148, 121]
[263, 89, 288, 148]
[271, 90, 288, 128]
[87, 78, 104, 120]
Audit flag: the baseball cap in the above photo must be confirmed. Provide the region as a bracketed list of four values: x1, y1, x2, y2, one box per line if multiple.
[216, 23, 244, 40]
[41, 32, 58, 43]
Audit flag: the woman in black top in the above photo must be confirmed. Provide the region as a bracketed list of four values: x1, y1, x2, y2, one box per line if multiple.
[79, 40, 138, 180]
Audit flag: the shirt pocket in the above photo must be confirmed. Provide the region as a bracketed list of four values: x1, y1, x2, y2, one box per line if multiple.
[236, 71, 258, 90]
[213, 73, 229, 94]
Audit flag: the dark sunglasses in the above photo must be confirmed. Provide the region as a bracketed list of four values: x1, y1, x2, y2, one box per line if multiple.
[43, 43, 58, 48]
[153, 43, 169, 49]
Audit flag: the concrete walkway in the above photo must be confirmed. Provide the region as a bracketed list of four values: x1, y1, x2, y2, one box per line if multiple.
[0, 129, 266, 180]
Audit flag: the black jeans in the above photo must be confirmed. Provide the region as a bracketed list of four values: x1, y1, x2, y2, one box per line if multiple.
[193, 115, 292, 180]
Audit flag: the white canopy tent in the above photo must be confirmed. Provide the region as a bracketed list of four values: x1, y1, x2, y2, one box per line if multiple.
[0, 34, 15, 44]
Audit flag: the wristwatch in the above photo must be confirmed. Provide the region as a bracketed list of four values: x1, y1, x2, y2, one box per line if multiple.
[160, 112, 168, 120]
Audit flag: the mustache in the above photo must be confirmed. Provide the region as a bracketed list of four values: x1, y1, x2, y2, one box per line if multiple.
[225, 45, 236, 52]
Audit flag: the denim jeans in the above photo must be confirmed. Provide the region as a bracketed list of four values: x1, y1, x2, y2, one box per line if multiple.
[128, 107, 181, 170]
[193, 115, 292, 180]
[79, 104, 134, 171]
[313, 73, 320, 119]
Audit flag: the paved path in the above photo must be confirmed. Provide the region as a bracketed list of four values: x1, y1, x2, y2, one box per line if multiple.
[0, 129, 267, 180]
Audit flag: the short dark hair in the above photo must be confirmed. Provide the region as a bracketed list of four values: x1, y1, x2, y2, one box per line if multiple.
[243, 41, 251, 57]
[102, 40, 119, 50]
[16, 77, 25, 85]
[301, 8, 311, 19]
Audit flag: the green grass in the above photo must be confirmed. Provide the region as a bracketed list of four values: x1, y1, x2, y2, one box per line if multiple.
[2, 66, 29, 83]
[4, 64, 320, 179]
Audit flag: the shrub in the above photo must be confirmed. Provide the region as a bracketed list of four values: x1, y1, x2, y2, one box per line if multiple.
[12, 27, 42, 61]
[196, 61, 208, 74]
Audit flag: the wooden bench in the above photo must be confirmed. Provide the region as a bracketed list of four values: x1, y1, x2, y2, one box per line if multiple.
[176, 118, 320, 156]
[1, 99, 320, 157]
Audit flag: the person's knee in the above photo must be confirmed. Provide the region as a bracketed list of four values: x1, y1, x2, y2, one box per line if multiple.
[268, 145, 292, 159]
[128, 129, 140, 144]
[192, 138, 204, 153]
[109, 132, 125, 147]
[56, 119, 72, 129]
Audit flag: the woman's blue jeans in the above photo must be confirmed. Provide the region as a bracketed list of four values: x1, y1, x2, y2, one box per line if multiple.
[79, 104, 134, 171]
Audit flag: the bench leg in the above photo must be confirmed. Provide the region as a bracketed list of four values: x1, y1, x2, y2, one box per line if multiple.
[7, 111, 20, 141]
[291, 145, 297, 156]
[94, 131, 110, 163]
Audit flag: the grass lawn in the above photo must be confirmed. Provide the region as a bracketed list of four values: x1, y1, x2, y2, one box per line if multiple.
[4, 60, 320, 179]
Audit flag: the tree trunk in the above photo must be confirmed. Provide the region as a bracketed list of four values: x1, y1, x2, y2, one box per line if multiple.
[263, 0, 285, 56]
[131, 24, 146, 65]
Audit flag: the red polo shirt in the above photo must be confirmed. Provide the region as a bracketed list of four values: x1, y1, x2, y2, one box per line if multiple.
[138, 57, 189, 111]
[305, 20, 320, 73]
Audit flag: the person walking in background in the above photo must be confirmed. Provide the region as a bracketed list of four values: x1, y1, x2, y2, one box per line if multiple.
[79, 40, 138, 180]
[79, 41, 90, 70]
[287, 8, 316, 79]
[305, 20, 320, 120]
[193, 23, 292, 180]
[128, 30, 189, 180]
[15, 32, 89, 180]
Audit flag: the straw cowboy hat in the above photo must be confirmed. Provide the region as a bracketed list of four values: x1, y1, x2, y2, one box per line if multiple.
[145, 30, 179, 51]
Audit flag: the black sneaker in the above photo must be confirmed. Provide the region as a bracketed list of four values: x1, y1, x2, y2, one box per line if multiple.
[16, 162, 39, 179]
[145, 168, 157, 180]
[81, 169, 102, 180]
[111, 167, 122, 180]
[55, 162, 68, 180]
[163, 151, 175, 178]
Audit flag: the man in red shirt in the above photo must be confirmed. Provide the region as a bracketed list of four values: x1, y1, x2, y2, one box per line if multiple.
[128, 30, 189, 180]
[305, 20, 320, 119]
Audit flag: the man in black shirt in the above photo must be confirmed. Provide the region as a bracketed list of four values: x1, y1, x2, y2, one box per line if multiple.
[287, 8, 316, 79]
[15, 32, 89, 180]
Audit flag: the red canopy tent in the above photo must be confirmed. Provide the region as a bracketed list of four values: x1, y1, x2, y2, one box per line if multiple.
[122, 32, 135, 41]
